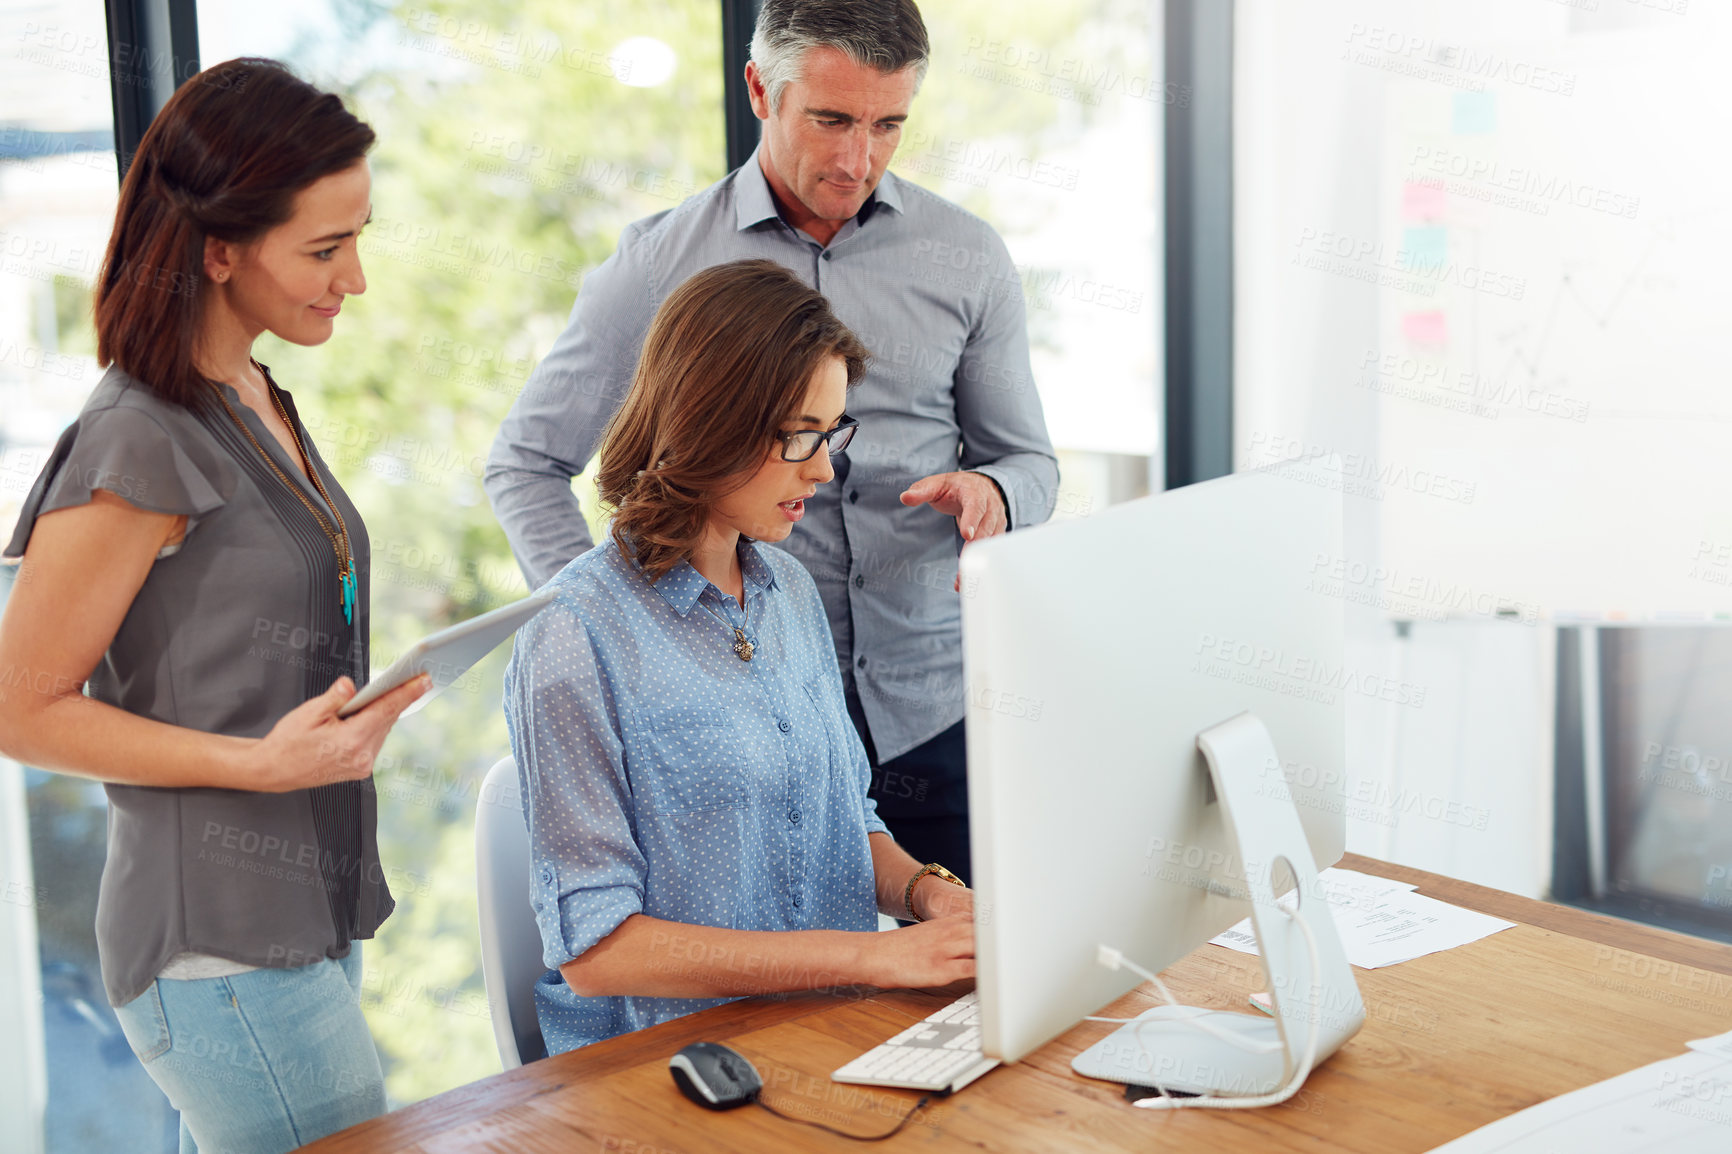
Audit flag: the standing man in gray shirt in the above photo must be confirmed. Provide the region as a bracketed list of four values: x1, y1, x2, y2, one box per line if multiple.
[485, 0, 1058, 885]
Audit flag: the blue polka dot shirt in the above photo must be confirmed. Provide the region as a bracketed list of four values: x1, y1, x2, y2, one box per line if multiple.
[503, 536, 887, 1055]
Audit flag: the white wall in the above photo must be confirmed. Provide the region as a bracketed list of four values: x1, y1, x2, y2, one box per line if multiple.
[1344, 620, 1554, 897]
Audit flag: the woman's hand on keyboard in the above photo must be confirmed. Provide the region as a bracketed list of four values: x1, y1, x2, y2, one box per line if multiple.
[867, 913, 976, 989]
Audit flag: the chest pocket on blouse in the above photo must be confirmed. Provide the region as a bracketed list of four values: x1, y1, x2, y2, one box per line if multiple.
[632, 704, 750, 816]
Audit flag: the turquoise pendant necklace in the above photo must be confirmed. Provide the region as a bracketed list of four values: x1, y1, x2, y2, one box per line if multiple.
[215, 367, 358, 625]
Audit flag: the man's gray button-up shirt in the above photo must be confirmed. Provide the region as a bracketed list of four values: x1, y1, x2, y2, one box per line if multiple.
[485, 150, 1059, 762]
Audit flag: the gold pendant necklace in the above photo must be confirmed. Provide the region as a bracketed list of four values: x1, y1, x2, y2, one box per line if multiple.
[699, 597, 754, 661]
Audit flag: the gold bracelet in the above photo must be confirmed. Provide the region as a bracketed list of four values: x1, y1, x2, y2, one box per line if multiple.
[904, 862, 965, 922]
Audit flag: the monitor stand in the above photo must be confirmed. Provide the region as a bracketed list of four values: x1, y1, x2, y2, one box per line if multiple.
[1070, 712, 1365, 1098]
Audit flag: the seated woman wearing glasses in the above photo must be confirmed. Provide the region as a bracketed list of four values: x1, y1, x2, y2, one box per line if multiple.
[504, 259, 975, 1054]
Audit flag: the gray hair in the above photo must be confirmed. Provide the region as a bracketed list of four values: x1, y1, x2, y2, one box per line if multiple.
[750, 0, 930, 114]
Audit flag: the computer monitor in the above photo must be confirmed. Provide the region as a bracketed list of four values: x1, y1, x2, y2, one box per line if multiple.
[960, 465, 1358, 1090]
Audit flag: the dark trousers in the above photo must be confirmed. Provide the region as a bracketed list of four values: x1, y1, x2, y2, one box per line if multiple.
[848, 698, 971, 887]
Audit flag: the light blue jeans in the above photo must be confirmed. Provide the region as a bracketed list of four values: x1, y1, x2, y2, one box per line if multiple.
[112, 947, 386, 1154]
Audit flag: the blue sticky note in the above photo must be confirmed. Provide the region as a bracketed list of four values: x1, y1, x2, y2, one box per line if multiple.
[1402, 226, 1448, 270]
[1452, 92, 1497, 134]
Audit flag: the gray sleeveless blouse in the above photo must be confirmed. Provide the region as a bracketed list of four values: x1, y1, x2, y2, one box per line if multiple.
[3, 366, 392, 1007]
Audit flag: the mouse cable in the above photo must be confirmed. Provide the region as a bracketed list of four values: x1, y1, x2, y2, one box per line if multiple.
[753, 1092, 932, 1141]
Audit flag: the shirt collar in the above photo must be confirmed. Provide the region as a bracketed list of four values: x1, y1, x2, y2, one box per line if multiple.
[733, 147, 903, 233]
[649, 540, 779, 616]
[738, 540, 777, 595]
[734, 148, 782, 231]
[867, 167, 904, 216]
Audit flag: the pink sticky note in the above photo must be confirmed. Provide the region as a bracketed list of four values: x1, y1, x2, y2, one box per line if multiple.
[1402, 181, 1448, 222]
[1402, 310, 1448, 347]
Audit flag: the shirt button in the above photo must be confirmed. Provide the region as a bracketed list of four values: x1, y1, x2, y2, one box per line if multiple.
[856, 656, 868, 670]
[849, 490, 859, 504]
[789, 809, 801, 823]
[821, 251, 833, 261]
[540, 868, 554, 885]
[793, 893, 803, 906]
[853, 575, 865, 589]
[778, 718, 791, 734]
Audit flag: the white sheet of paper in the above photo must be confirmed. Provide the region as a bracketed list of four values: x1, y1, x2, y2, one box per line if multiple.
[1209, 867, 1514, 969]
[1313, 866, 1419, 907]
[1425, 1051, 1732, 1153]
[1687, 1029, 1732, 1058]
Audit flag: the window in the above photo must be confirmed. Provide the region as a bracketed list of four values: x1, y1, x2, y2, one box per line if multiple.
[889, 0, 1161, 517]
[1600, 627, 1732, 933]
[2, 3, 181, 1152]
[9, 1, 1167, 1144]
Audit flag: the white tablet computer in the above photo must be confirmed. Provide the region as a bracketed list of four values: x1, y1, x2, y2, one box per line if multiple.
[338, 589, 558, 718]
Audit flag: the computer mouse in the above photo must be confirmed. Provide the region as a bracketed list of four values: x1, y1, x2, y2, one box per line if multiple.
[669, 1041, 763, 1110]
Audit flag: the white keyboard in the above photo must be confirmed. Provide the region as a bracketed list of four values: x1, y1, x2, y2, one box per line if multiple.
[830, 991, 1001, 1092]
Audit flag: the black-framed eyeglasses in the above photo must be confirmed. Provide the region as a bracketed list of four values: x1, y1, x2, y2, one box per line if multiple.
[775, 415, 859, 462]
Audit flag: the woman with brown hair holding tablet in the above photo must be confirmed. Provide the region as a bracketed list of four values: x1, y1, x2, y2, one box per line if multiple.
[505, 258, 975, 1057]
[0, 59, 427, 1152]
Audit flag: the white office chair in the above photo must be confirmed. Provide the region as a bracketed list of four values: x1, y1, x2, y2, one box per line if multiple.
[475, 755, 547, 1068]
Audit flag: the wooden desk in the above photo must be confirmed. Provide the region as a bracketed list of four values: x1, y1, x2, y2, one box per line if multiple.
[306, 854, 1732, 1152]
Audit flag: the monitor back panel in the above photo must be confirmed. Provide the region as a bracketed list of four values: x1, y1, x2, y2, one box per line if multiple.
[961, 466, 1346, 1063]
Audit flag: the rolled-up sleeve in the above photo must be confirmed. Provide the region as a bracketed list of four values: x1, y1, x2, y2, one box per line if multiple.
[504, 600, 645, 968]
[953, 232, 1060, 531]
[485, 227, 661, 588]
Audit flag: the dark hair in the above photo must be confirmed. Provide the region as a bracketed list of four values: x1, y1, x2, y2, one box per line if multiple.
[597, 259, 869, 582]
[751, 0, 931, 112]
[94, 58, 376, 407]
